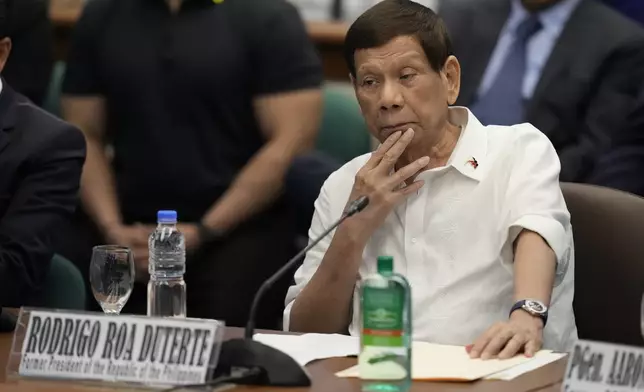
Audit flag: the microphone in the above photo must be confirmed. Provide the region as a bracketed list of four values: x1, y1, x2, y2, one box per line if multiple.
[0, 307, 18, 332]
[215, 195, 370, 387]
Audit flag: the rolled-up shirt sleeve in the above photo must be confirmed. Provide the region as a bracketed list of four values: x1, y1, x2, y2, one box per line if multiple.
[283, 177, 336, 331]
[503, 125, 572, 286]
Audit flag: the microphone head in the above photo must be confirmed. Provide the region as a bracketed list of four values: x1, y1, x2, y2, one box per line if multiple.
[346, 196, 370, 216]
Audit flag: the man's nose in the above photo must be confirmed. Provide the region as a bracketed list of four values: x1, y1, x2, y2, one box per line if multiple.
[379, 80, 404, 111]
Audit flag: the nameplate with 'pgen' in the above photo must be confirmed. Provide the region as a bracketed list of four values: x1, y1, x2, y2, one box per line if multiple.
[8, 309, 224, 386]
[563, 340, 644, 392]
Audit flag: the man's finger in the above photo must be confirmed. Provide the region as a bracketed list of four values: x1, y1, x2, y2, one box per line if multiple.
[498, 335, 526, 359]
[364, 131, 403, 169]
[481, 329, 514, 359]
[470, 324, 501, 358]
[386, 156, 430, 189]
[524, 336, 542, 358]
[375, 128, 415, 173]
[395, 180, 424, 198]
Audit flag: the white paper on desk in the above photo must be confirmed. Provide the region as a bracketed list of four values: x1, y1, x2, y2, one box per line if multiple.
[484, 351, 566, 380]
[253, 333, 359, 366]
[336, 341, 540, 381]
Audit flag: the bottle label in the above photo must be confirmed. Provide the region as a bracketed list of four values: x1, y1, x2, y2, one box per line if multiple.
[360, 285, 408, 380]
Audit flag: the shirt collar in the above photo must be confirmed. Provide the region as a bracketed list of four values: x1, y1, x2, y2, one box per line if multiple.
[445, 107, 487, 182]
[509, 0, 582, 36]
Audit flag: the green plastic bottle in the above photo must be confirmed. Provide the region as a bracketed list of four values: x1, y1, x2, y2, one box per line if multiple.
[359, 256, 412, 392]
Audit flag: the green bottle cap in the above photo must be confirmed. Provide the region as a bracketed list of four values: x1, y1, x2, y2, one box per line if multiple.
[377, 256, 394, 274]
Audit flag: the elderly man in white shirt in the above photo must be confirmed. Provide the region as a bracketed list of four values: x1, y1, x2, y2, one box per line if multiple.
[283, 0, 578, 359]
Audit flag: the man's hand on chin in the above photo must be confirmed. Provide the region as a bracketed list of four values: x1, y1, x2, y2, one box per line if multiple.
[466, 310, 544, 360]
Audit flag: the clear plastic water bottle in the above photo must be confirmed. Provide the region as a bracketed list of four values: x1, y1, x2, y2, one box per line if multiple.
[147, 210, 187, 318]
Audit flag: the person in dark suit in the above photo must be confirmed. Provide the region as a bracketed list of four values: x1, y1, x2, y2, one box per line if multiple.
[0, 0, 86, 307]
[441, 0, 644, 182]
[588, 89, 644, 196]
[604, 0, 644, 25]
[2, 0, 53, 106]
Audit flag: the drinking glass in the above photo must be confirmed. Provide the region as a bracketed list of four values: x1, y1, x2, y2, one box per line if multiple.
[89, 245, 135, 314]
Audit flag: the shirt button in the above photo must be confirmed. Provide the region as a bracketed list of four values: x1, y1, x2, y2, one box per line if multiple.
[411, 238, 418, 244]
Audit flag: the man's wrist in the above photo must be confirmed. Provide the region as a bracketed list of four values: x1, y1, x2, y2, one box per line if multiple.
[196, 222, 227, 246]
[337, 220, 371, 247]
[101, 221, 123, 238]
[510, 306, 545, 329]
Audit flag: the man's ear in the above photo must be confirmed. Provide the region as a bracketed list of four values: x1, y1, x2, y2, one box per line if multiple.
[442, 55, 461, 105]
[0, 38, 11, 73]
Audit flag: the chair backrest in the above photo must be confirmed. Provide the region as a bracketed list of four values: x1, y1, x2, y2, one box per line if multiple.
[317, 85, 371, 163]
[561, 182, 644, 347]
[42, 254, 87, 310]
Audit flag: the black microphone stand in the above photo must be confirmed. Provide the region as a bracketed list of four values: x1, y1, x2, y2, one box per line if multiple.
[214, 196, 369, 387]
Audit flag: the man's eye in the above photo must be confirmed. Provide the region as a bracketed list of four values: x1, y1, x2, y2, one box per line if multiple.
[400, 74, 416, 81]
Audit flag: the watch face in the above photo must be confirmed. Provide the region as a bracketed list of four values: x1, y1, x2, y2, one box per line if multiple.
[525, 300, 547, 314]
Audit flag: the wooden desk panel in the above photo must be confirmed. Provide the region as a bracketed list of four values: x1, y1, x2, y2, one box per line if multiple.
[1, 327, 566, 392]
[48, 0, 350, 81]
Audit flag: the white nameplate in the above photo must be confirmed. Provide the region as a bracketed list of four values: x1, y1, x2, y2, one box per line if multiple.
[17, 310, 222, 386]
[562, 340, 644, 392]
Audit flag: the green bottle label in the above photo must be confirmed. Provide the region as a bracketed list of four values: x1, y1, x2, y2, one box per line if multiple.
[360, 283, 409, 381]
[362, 285, 404, 346]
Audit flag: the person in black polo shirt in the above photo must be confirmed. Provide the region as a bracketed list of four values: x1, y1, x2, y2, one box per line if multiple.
[58, 0, 324, 328]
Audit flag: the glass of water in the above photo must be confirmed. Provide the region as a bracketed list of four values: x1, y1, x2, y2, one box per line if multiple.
[89, 245, 135, 314]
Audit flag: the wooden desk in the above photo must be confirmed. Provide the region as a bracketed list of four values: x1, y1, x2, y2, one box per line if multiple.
[1, 326, 566, 392]
[48, 0, 350, 81]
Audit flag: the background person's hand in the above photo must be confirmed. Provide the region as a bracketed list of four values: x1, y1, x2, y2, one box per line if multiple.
[176, 223, 201, 252]
[105, 223, 152, 281]
[467, 310, 544, 360]
[346, 128, 429, 240]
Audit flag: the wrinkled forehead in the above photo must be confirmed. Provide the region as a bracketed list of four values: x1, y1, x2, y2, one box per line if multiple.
[354, 36, 430, 76]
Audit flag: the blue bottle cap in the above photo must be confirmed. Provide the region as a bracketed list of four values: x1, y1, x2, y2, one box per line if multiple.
[157, 210, 177, 223]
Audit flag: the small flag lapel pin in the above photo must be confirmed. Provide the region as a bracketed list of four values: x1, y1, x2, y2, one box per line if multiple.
[466, 157, 478, 169]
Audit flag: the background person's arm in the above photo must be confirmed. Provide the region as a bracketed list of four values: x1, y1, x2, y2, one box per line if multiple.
[201, 90, 322, 235]
[61, 0, 149, 271]
[199, 0, 324, 237]
[61, 97, 150, 254]
[61, 97, 117, 235]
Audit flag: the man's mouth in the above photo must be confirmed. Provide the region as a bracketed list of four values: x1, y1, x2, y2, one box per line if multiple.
[380, 123, 414, 138]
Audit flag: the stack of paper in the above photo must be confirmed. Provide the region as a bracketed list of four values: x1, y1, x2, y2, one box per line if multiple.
[336, 341, 560, 381]
[254, 333, 359, 365]
[483, 351, 566, 380]
[253, 333, 565, 381]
